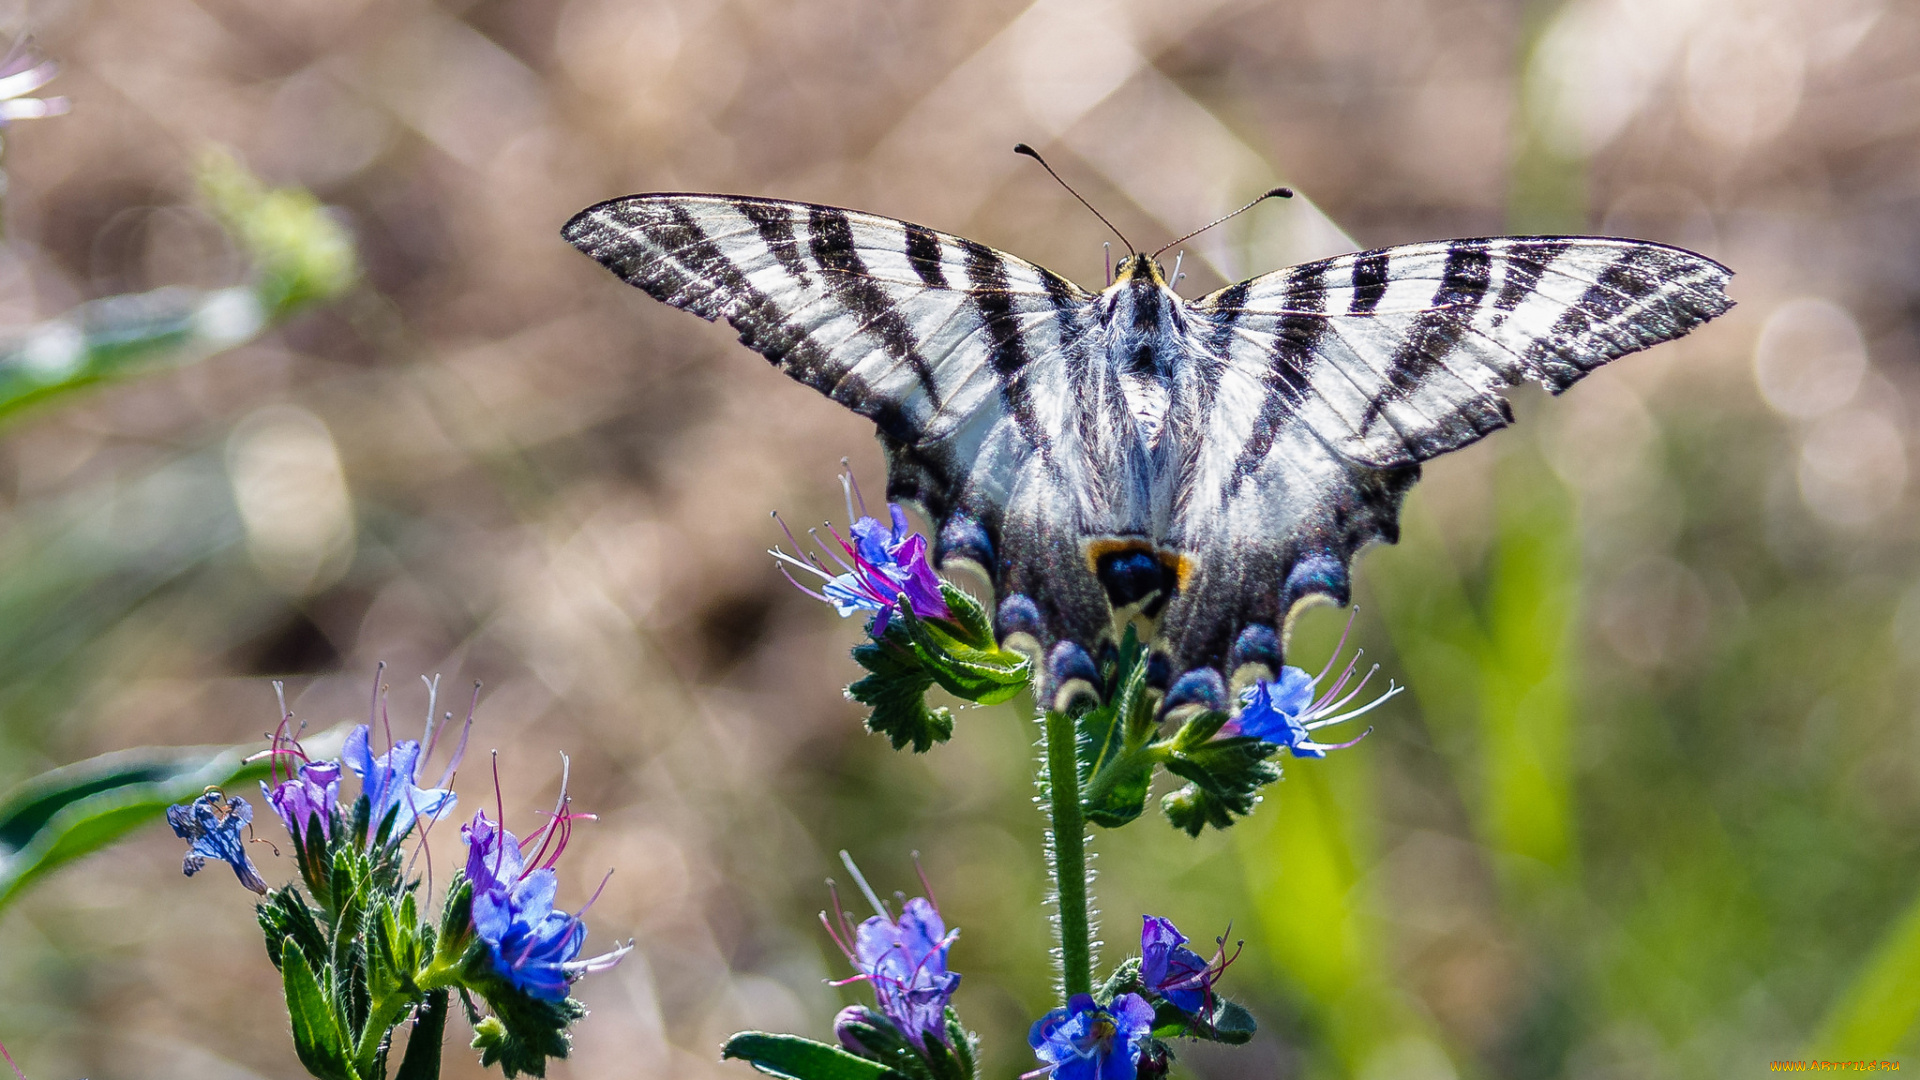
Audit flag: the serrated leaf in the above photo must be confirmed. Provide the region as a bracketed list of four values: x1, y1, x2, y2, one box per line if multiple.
[841, 585, 1030, 754]
[283, 938, 356, 1080]
[0, 743, 273, 911]
[1161, 734, 1282, 836]
[722, 1033, 913, 1080]
[848, 638, 955, 753]
[466, 970, 585, 1078]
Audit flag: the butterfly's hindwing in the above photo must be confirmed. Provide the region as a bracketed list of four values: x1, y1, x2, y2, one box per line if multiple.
[568, 196, 1733, 699]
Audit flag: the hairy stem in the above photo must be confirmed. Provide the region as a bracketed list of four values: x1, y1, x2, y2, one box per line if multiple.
[1043, 709, 1094, 999]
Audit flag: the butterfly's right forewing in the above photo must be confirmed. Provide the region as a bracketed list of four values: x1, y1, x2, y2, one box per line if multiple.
[1156, 237, 1731, 677]
[1197, 237, 1733, 470]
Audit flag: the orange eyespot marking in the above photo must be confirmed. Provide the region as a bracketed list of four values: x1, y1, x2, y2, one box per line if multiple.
[1083, 538, 1193, 590]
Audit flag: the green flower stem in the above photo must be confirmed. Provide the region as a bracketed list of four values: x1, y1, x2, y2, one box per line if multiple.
[353, 996, 417, 1077]
[1043, 709, 1094, 1000]
[417, 955, 466, 993]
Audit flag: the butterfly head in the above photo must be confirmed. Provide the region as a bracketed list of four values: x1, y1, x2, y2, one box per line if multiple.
[1110, 253, 1169, 288]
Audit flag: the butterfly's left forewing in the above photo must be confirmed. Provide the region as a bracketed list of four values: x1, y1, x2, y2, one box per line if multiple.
[565, 195, 1131, 650]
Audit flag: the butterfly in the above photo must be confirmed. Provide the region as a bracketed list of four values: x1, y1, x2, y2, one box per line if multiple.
[563, 183, 1732, 712]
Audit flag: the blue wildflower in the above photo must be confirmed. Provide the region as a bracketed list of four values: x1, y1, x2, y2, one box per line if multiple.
[344, 724, 456, 845]
[263, 758, 341, 842]
[462, 766, 628, 1001]
[259, 686, 343, 843]
[167, 788, 269, 895]
[1139, 915, 1236, 1015]
[823, 856, 961, 1048]
[1225, 618, 1399, 757]
[339, 670, 476, 846]
[1027, 993, 1156, 1080]
[773, 473, 951, 635]
[821, 853, 960, 1045]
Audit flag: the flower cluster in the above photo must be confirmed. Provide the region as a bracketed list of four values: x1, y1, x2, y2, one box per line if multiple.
[773, 473, 950, 635]
[168, 673, 625, 1079]
[1022, 915, 1243, 1080]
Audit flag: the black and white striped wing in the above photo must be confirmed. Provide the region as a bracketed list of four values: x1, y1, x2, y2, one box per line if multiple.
[1159, 237, 1733, 675]
[564, 194, 1091, 448]
[564, 195, 1132, 648]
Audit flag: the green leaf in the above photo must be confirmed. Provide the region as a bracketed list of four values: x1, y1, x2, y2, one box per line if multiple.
[259, 885, 331, 975]
[358, 902, 421, 1073]
[394, 991, 447, 1080]
[1160, 724, 1282, 836]
[939, 1008, 978, 1080]
[1149, 995, 1258, 1045]
[0, 154, 356, 425]
[1098, 957, 1144, 1002]
[1076, 630, 1162, 829]
[434, 878, 475, 968]
[900, 591, 1030, 705]
[0, 742, 272, 910]
[918, 1028, 973, 1080]
[831, 1008, 931, 1080]
[283, 938, 356, 1080]
[722, 1033, 912, 1080]
[930, 583, 997, 650]
[840, 584, 1031, 754]
[467, 987, 585, 1079]
[297, 812, 335, 909]
[328, 851, 374, 1044]
[848, 638, 955, 753]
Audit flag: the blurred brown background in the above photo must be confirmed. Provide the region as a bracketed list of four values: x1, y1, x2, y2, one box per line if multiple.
[2, 0, 1918, 1076]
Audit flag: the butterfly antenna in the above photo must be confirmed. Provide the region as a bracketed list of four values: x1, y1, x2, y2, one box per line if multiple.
[1013, 143, 1134, 252]
[1152, 186, 1293, 258]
